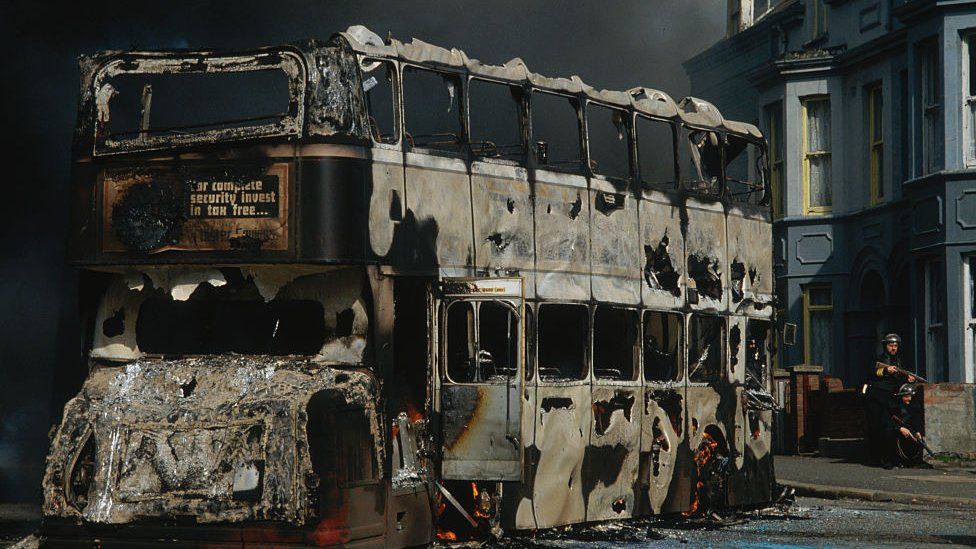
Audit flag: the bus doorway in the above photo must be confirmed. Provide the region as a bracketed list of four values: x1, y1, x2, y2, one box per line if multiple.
[431, 278, 524, 481]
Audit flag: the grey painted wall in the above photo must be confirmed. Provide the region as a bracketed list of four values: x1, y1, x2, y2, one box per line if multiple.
[686, 0, 976, 385]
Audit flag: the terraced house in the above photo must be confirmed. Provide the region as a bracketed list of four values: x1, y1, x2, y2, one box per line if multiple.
[685, 0, 976, 385]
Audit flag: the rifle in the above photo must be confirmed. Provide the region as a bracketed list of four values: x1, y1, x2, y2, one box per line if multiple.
[891, 415, 936, 458]
[874, 361, 928, 383]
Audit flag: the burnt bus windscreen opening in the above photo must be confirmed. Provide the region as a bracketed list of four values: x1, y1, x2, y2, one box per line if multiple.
[105, 70, 291, 138]
[137, 296, 325, 355]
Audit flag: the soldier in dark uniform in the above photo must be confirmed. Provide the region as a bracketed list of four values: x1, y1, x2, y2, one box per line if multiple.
[880, 384, 926, 468]
[863, 333, 916, 467]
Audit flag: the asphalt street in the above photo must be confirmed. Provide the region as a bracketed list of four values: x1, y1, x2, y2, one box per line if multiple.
[492, 497, 975, 549]
[3, 496, 974, 547]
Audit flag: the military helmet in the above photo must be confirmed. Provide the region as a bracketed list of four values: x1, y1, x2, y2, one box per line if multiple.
[882, 333, 902, 345]
[896, 383, 916, 397]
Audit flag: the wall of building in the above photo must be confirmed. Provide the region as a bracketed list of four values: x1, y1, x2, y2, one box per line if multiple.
[687, 0, 976, 386]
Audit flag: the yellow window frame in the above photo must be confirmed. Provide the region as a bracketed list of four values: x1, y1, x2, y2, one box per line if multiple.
[802, 96, 832, 215]
[802, 285, 832, 365]
[869, 84, 884, 205]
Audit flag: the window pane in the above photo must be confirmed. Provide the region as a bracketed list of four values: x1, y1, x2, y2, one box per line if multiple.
[809, 310, 833, 369]
[445, 301, 476, 382]
[538, 303, 588, 381]
[644, 311, 682, 382]
[531, 92, 581, 170]
[362, 59, 397, 144]
[808, 286, 832, 307]
[469, 79, 523, 159]
[478, 301, 519, 381]
[587, 104, 630, 180]
[970, 256, 976, 319]
[403, 67, 462, 151]
[808, 155, 832, 208]
[689, 315, 725, 383]
[872, 87, 884, 142]
[927, 261, 945, 321]
[806, 100, 831, 152]
[637, 116, 676, 188]
[593, 306, 639, 380]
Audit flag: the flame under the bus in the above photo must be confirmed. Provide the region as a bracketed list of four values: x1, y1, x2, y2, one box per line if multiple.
[683, 431, 719, 518]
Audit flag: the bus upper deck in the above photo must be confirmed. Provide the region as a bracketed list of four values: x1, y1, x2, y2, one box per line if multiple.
[69, 25, 771, 316]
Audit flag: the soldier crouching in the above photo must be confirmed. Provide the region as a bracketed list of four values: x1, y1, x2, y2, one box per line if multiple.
[879, 384, 929, 469]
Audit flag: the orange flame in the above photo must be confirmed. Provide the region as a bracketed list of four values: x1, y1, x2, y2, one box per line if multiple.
[683, 432, 719, 517]
[471, 482, 490, 519]
[435, 529, 458, 541]
[406, 403, 424, 422]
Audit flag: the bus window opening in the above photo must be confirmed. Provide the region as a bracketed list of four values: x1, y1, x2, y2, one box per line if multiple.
[637, 116, 677, 189]
[362, 58, 398, 144]
[531, 92, 581, 171]
[689, 314, 725, 383]
[538, 303, 588, 381]
[587, 104, 630, 181]
[469, 78, 523, 160]
[593, 306, 638, 380]
[403, 67, 463, 152]
[725, 136, 766, 205]
[644, 311, 682, 382]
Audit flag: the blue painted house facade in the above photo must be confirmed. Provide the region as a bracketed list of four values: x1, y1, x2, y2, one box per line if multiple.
[685, 0, 976, 385]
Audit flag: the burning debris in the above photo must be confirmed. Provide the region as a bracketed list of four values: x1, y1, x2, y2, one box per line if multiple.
[684, 430, 730, 518]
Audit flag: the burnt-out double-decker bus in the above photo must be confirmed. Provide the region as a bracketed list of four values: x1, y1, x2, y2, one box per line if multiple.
[40, 25, 777, 547]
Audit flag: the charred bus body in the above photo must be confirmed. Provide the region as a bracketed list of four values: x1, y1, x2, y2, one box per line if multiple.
[43, 26, 776, 547]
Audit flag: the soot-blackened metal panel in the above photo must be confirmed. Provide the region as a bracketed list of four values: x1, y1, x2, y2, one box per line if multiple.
[530, 383, 590, 528]
[101, 162, 290, 254]
[589, 180, 640, 306]
[440, 384, 521, 480]
[730, 402, 774, 507]
[404, 154, 474, 275]
[641, 384, 687, 514]
[639, 190, 685, 310]
[366, 147, 406, 260]
[534, 177, 591, 301]
[585, 385, 641, 521]
[726, 206, 773, 315]
[471, 162, 535, 298]
[684, 384, 742, 501]
[684, 199, 727, 312]
[502, 370, 539, 531]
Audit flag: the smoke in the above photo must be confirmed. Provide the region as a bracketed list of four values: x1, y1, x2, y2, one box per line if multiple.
[0, 0, 722, 503]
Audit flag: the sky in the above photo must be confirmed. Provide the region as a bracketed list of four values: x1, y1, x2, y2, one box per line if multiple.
[0, 0, 724, 502]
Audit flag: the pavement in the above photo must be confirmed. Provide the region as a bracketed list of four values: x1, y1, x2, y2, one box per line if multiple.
[775, 454, 976, 508]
